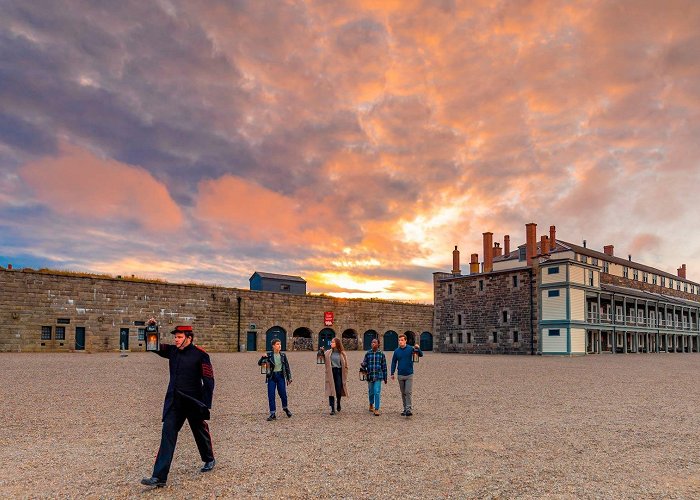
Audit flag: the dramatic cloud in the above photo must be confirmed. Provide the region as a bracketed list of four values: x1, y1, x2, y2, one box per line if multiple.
[1, 0, 700, 301]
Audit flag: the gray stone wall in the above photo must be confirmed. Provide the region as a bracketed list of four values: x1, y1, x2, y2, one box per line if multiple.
[0, 269, 433, 353]
[434, 269, 538, 354]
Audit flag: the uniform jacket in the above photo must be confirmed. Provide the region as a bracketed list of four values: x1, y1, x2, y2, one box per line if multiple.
[324, 349, 349, 397]
[155, 343, 215, 421]
[258, 351, 292, 383]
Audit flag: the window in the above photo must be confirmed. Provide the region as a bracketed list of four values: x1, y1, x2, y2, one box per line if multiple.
[580, 255, 588, 264]
[592, 258, 598, 266]
[643, 272, 648, 283]
[55, 327, 65, 340]
[669, 278, 674, 289]
[623, 267, 629, 278]
[588, 270, 594, 286]
[457, 331, 463, 343]
[519, 247, 526, 261]
[633, 269, 638, 280]
[134, 320, 146, 326]
[447, 283, 453, 295]
[41, 326, 52, 340]
[547, 267, 560, 275]
[57, 318, 71, 324]
[677, 282, 681, 291]
[684, 283, 688, 292]
[512, 275, 518, 288]
[513, 331, 519, 343]
[137, 328, 145, 341]
[603, 261, 609, 273]
[448, 332, 453, 344]
[548, 289, 560, 297]
[479, 280, 484, 291]
[457, 314, 462, 326]
[661, 277, 666, 287]
[548, 329, 561, 336]
[652, 275, 657, 285]
[280, 284, 291, 291]
[492, 332, 498, 343]
[467, 332, 472, 343]
[502, 311, 508, 323]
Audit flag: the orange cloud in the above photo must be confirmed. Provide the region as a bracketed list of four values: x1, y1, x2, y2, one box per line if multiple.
[19, 144, 183, 232]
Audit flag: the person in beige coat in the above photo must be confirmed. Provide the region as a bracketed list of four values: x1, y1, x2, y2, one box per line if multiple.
[324, 337, 349, 415]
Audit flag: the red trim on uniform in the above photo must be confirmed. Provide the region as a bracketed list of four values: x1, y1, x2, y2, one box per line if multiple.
[195, 345, 208, 353]
[203, 420, 214, 457]
[202, 363, 214, 378]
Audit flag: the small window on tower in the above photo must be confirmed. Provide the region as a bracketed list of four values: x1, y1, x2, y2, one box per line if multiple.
[280, 284, 291, 291]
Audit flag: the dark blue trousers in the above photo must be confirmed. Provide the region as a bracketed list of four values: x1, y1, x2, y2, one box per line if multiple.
[267, 371, 288, 413]
[152, 399, 214, 481]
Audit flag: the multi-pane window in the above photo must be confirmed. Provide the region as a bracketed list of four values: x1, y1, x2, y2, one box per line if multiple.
[677, 282, 681, 291]
[684, 283, 688, 292]
[652, 275, 657, 285]
[588, 270, 594, 286]
[633, 269, 639, 280]
[643, 272, 648, 283]
[55, 327, 65, 340]
[603, 261, 609, 273]
[518, 247, 526, 261]
[661, 277, 666, 287]
[623, 267, 629, 278]
[670, 279, 674, 289]
[580, 255, 588, 264]
[592, 258, 598, 266]
[137, 328, 145, 341]
[41, 326, 52, 340]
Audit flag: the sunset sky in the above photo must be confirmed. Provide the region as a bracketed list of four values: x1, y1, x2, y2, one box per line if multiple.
[2, 1, 700, 303]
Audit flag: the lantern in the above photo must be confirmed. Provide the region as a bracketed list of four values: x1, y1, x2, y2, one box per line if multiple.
[260, 359, 270, 375]
[412, 349, 420, 363]
[316, 348, 325, 364]
[359, 369, 368, 381]
[145, 321, 160, 352]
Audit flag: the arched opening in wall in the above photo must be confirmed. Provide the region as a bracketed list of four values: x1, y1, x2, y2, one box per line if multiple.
[265, 326, 287, 351]
[363, 330, 378, 350]
[292, 327, 313, 351]
[318, 328, 335, 349]
[420, 331, 433, 351]
[405, 331, 416, 345]
[383, 330, 398, 351]
[341, 329, 358, 350]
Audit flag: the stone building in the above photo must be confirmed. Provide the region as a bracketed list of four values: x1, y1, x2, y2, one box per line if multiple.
[0, 268, 434, 353]
[434, 222, 700, 355]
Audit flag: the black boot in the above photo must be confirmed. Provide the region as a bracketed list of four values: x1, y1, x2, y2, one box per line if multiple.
[336, 397, 341, 412]
[267, 412, 276, 421]
[283, 408, 292, 418]
[329, 397, 336, 415]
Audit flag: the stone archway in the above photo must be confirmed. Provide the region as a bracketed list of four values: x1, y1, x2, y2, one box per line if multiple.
[420, 331, 433, 351]
[318, 328, 335, 349]
[383, 330, 398, 351]
[265, 326, 287, 351]
[341, 329, 358, 350]
[405, 331, 416, 345]
[292, 327, 313, 351]
[363, 329, 378, 350]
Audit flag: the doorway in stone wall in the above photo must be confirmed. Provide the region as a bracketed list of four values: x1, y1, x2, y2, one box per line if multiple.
[119, 328, 129, 350]
[75, 327, 85, 350]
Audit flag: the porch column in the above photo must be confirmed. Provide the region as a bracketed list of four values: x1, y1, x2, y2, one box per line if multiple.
[623, 330, 628, 354]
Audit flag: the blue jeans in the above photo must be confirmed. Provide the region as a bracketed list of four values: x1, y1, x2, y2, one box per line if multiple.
[367, 380, 382, 410]
[267, 371, 288, 413]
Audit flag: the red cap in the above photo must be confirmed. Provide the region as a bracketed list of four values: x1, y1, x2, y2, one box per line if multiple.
[171, 325, 193, 336]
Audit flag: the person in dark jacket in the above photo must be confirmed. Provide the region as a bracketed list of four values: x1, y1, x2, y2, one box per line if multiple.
[390, 333, 423, 416]
[258, 338, 293, 421]
[141, 326, 216, 487]
[362, 338, 387, 416]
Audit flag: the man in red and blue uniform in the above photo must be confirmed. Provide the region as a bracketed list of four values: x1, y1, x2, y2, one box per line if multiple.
[141, 326, 215, 487]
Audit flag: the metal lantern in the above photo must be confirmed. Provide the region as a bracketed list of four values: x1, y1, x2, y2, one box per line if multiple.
[412, 349, 420, 363]
[260, 359, 270, 375]
[316, 348, 325, 364]
[359, 369, 368, 381]
[145, 321, 160, 352]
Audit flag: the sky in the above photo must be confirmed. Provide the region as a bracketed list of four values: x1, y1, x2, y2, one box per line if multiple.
[1, 0, 700, 303]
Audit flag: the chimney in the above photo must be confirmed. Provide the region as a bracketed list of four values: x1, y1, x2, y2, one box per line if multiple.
[583, 239, 587, 248]
[678, 264, 687, 279]
[504, 235, 510, 256]
[494, 242, 502, 257]
[540, 235, 549, 256]
[452, 246, 461, 276]
[470, 253, 480, 274]
[549, 225, 556, 251]
[604, 245, 614, 256]
[483, 232, 494, 273]
[525, 223, 537, 266]
[628, 254, 632, 261]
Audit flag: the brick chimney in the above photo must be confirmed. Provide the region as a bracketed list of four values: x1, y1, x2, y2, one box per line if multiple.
[678, 264, 687, 279]
[549, 225, 556, 251]
[525, 223, 537, 266]
[504, 235, 510, 256]
[540, 235, 549, 256]
[452, 245, 461, 276]
[483, 232, 494, 273]
[494, 242, 502, 257]
[604, 245, 614, 256]
[470, 253, 479, 274]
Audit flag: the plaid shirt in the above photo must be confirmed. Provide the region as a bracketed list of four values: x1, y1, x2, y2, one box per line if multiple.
[363, 349, 387, 383]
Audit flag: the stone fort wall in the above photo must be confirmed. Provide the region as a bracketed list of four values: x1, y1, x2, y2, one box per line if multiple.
[0, 268, 434, 352]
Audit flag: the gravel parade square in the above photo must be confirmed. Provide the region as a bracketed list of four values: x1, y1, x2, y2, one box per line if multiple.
[1, 351, 700, 498]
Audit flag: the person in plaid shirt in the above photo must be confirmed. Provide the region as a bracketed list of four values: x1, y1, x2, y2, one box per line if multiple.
[362, 338, 387, 416]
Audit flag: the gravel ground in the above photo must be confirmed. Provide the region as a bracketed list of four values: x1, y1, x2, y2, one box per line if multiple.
[1, 351, 700, 499]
